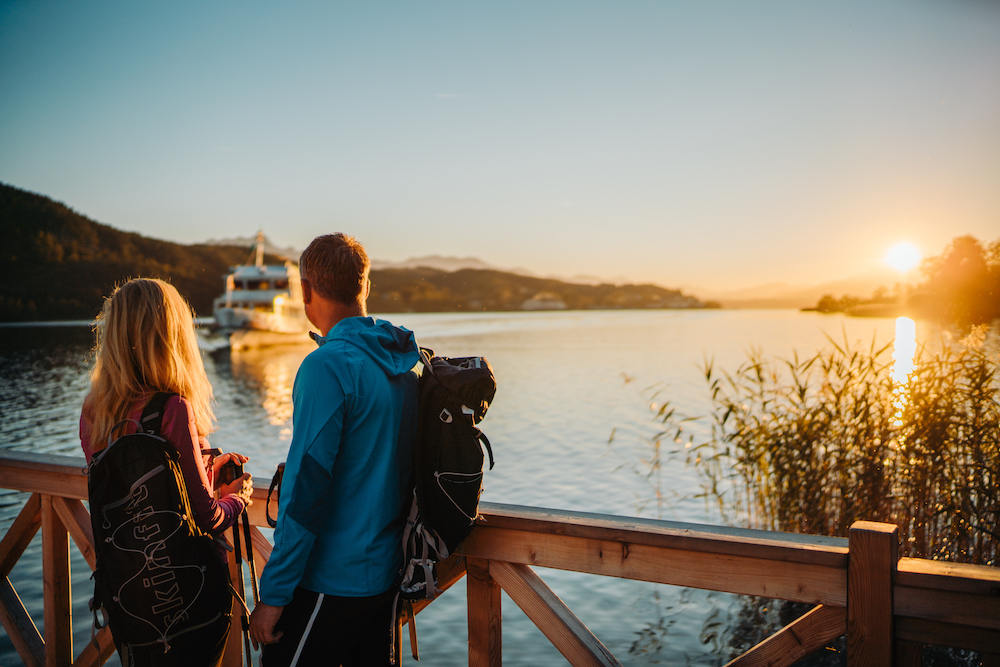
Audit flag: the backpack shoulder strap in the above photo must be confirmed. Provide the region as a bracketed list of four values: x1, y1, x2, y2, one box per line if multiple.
[139, 392, 178, 437]
[419, 347, 435, 375]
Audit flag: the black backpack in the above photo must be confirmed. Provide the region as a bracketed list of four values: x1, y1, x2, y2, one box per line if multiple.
[87, 392, 232, 654]
[400, 349, 496, 603]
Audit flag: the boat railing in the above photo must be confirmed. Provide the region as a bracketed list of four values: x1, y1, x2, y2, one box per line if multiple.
[1, 450, 998, 667]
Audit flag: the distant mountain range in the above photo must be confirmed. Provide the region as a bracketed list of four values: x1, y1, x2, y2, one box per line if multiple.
[371, 255, 498, 273]
[211, 245, 624, 287]
[0, 183, 717, 321]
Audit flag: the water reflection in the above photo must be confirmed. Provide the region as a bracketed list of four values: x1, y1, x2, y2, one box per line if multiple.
[0, 312, 926, 667]
[226, 344, 313, 440]
[891, 317, 917, 428]
[891, 317, 917, 383]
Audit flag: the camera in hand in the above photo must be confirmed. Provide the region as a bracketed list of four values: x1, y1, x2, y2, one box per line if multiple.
[219, 459, 244, 485]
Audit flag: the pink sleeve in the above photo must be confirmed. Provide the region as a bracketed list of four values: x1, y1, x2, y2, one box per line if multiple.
[160, 396, 245, 535]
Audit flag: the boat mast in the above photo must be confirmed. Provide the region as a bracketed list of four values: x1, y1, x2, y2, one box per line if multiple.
[255, 230, 265, 269]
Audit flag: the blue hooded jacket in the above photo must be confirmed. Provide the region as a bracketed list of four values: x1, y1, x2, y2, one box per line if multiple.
[259, 317, 420, 604]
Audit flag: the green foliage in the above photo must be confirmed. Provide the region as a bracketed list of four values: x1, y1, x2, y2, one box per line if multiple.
[656, 327, 1000, 566]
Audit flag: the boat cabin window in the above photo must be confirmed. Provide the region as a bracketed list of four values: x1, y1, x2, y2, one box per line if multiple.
[274, 279, 289, 289]
[246, 280, 270, 290]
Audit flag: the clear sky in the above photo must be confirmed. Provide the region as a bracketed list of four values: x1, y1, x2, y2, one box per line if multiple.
[1, 1, 998, 292]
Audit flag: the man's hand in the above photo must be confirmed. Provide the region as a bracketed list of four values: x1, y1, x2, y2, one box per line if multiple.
[249, 603, 285, 650]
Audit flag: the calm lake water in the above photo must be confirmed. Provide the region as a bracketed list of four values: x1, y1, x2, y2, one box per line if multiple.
[0, 310, 918, 665]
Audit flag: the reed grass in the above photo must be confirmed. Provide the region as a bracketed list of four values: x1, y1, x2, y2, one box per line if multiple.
[668, 324, 1000, 565]
[617, 324, 999, 664]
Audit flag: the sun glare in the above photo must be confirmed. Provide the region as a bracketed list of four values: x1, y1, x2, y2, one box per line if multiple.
[883, 242, 922, 273]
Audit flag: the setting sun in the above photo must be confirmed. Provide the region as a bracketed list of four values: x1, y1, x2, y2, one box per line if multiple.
[883, 242, 922, 273]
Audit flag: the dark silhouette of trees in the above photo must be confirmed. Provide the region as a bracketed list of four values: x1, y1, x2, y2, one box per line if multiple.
[367, 267, 714, 313]
[916, 235, 999, 324]
[813, 294, 862, 313]
[0, 183, 264, 321]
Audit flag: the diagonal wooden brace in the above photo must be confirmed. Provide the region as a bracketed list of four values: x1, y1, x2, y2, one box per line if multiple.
[0, 493, 42, 577]
[0, 575, 44, 667]
[723, 604, 847, 667]
[489, 560, 621, 667]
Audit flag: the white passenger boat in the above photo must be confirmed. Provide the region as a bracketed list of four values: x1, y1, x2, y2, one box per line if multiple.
[212, 232, 312, 349]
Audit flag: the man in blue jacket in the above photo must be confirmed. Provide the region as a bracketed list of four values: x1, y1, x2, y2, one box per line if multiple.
[250, 233, 419, 666]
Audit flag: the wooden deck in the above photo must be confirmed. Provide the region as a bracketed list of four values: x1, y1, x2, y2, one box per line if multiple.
[1, 449, 999, 666]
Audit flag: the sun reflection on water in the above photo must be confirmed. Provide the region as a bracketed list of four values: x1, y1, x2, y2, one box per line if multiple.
[891, 317, 917, 427]
[892, 317, 917, 383]
[229, 345, 312, 439]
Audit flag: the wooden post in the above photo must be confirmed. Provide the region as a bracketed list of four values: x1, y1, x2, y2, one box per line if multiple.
[221, 536, 245, 667]
[848, 521, 898, 667]
[895, 640, 923, 667]
[467, 557, 502, 667]
[41, 495, 73, 667]
[51, 498, 96, 571]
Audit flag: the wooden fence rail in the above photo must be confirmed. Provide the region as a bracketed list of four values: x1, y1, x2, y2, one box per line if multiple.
[1, 450, 998, 666]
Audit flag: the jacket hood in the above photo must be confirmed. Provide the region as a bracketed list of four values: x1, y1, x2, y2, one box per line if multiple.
[316, 317, 419, 376]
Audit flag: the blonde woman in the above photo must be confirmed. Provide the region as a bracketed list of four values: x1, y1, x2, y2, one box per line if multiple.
[80, 278, 253, 667]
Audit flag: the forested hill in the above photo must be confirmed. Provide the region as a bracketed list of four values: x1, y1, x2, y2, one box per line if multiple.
[0, 183, 261, 321]
[366, 267, 713, 313]
[0, 182, 716, 321]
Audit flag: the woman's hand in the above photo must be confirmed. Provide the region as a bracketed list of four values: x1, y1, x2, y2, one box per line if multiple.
[212, 451, 249, 480]
[219, 472, 254, 507]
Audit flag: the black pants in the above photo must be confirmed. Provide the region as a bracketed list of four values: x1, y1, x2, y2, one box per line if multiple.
[118, 613, 230, 667]
[261, 586, 397, 667]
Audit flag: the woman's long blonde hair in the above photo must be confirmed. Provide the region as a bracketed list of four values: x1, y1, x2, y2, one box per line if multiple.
[88, 278, 216, 448]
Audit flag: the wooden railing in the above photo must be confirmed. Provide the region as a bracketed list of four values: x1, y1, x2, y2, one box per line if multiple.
[1, 450, 999, 666]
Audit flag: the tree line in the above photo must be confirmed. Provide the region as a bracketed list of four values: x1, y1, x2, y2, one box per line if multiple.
[366, 266, 716, 313]
[0, 183, 264, 321]
[0, 182, 717, 322]
[810, 235, 1000, 324]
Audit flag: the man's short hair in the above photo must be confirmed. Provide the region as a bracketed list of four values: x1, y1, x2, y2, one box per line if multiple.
[299, 234, 370, 305]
